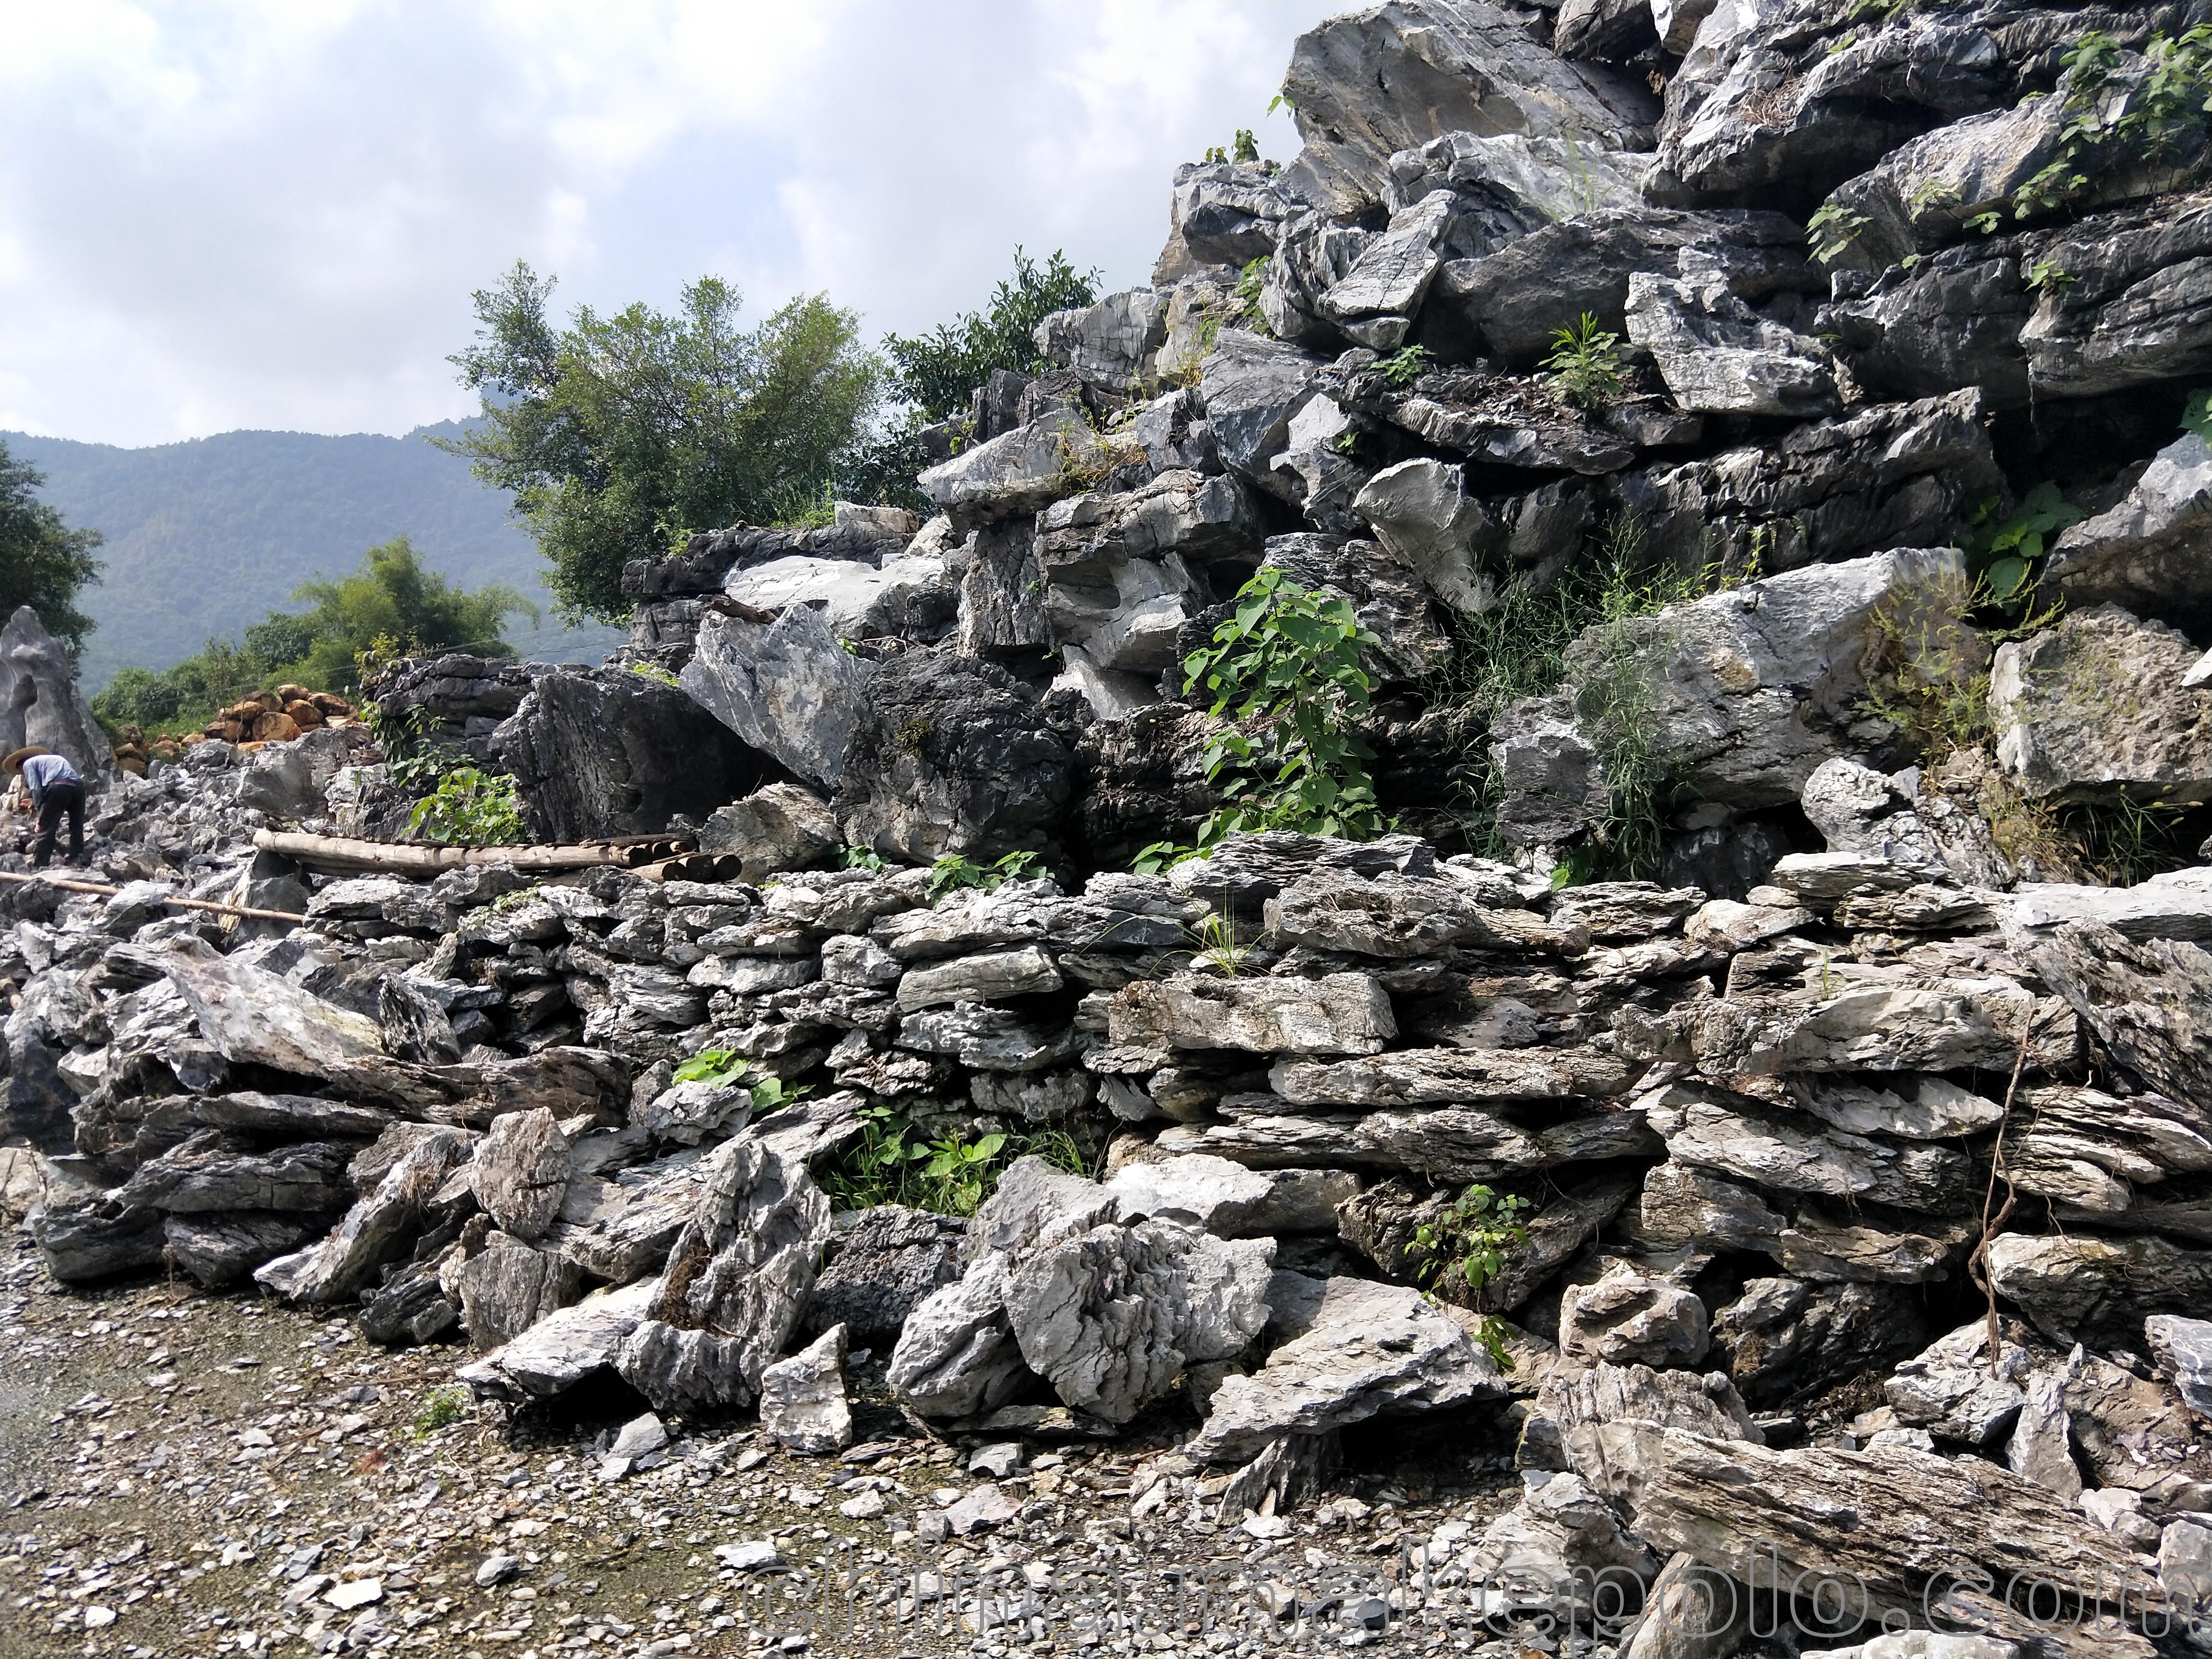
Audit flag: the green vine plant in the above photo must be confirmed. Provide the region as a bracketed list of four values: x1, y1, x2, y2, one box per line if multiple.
[2182, 388, 2212, 442]
[406, 767, 527, 845]
[1805, 201, 1873, 264]
[670, 1048, 811, 1114]
[1541, 313, 1626, 410]
[1135, 568, 1385, 874]
[2023, 257, 2077, 298]
[928, 849, 1042, 903]
[1967, 481, 2084, 604]
[1231, 256, 1272, 336]
[1376, 344, 1433, 387]
[1407, 1184, 1531, 1369]
[820, 1106, 1097, 1217]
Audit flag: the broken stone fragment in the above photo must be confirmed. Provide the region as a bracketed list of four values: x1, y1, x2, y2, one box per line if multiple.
[759, 1324, 854, 1456]
[1559, 1264, 1709, 1369]
[1105, 972, 1395, 1056]
[470, 1107, 571, 1243]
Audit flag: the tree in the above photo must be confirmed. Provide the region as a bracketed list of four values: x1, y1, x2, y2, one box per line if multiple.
[0, 436, 104, 661]
[440, 264, 883, 622]
[91, 536, 532, 734]
[882, 247, 1099, 421]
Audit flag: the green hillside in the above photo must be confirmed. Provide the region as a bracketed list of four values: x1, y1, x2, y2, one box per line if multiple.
[3, 421, 625, 690]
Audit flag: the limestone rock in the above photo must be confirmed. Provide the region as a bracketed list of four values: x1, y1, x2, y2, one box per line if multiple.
[1582, 1425, 2141, 1627]
[1189, 1274, 1506, 1462]
[1275, 0, 1654, 218]
[696, 788, 840, 886]
[161, 1213, 326, 1289]
[682, 606, 878, 793]
[834, 652, 1071, 865]
[883, 1257, 1030, 1420]
[2146, 1315, 2212, 1419]
[1105, 973, 1395, 1056]
[1990, 605, 2212, 806]
[1987, 1231, 2212, 1346]
[894, 946, 1062, 1011]
[0, 605, 115, 787]
[916, 407, 1101, 534]
[1269, 1046, 1631, 1107]
[802, 1205, 964, 1344]
[453, 1236, 583, 1352]
[613, 1136, 831, 1412]
[1884, 1321, 2032, 1448]
[1197, 329, 1323, 492]
[458, 1278, 662, 1404]
[471, 1108, 571, 1243]
[2022, 922, 2212, 1107]
[1641, 1084, 1974, 1213]
[255, 1127, 474, 1305]
[1559, 1266, 1710, 1369]
[492, 665, 767, 842]
[154, 939, 383, 1082]
[1034, 289, 1166, 394]
[1625, 269, 1837, 418]
[759, 1324, 854, 1455]
[1712, 1277, 1929, 1407]
[1265, 866, 1585, 957]
[2048, 431, 2212, 633]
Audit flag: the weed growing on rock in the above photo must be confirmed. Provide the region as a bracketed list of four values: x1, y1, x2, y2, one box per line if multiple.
[1408, 1184, 1530, 1368]
[1805, 202, 1872, 264]
[406, 767, 527, 845]
[821, 1107, 1097, 1216]
[1541, 313, 1625, 410]
[1232, 256, 1271, 336]
[928, 849, 1042, 903]
[1202, 129, 1262, 165]
[1179, 567, 1385, 851]
[412, 1386, 469, 1437]
[627, 661, 681, 687]
[1377, 344, 1433, 388]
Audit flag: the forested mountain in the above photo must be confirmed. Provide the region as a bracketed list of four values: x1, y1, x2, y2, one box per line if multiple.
[2, 421, 622, 689]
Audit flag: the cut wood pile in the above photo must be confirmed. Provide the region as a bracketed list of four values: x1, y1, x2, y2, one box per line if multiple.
[7, 0, 2212, 1650]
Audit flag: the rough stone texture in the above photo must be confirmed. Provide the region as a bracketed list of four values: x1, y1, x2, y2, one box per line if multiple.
[254, 1128, 474, 1306]
[681, 606, 878, 792]
[612, 1137, 830, 1412]
[835, 652, 1071, 864]
[457, 1279, 661, 1404]
[1559, 1266, 1710, 1369]
[917, 409, 1101, 535]
[2024, 922, 2212, 1107]
[0, 604, 116, 788]
[1583, 1425, 2142, 1627]
[452, 1236, 583, 1352]
[1276, 0, 1655, 218]
[493, 666, 768, 842]
[155, 940, 384, 1082]
[2146, 1315, 2212, 1420]
[1034, 289, 1167, 394]
[1197, 330, 1324, 495]
[1987, 1231, 2212, 1346]
[1557, 545, 1973, 814]
[471, 1107, 571, 1243]
[697, 783, 841, 880]
[2048, 432, 2212, 634]
[758, 1323, 854, 1455]
[1624, 269, 1837, 418]
[1990, 605, 2212, 805]
[1190, 1273, 1506, 1462]
[1106, 973, 1395, 1056]
[801, 1205, 964, 1343]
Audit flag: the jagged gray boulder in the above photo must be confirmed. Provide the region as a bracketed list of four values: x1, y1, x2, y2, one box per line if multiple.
[2146, 1315, 2212, 1420]
[1991, 604, 2212, 806]
[1275, 0, 1655, 217]
[471, 1108, 570, 1243]
[1034, 289, 1166, 393]
[697, 782, 841, 879]
[254, 1126, 474, 1305]
[1197, 329, 1323, 493]
[834, 652, 1071, 864]
[916, 408, 1101, 535]
[1560, 1266, 1710, 1368]
[1624, 268, 1837, 418]
[1106, 972, 1395, 1056]
[758, 1323, 853, 1455]
[1190, 1273, 1506, 1462]
[614, 1136, 831, 1412]
[1153, 159, 1302, 282]
[2047, 432, 2212, 633]
[681, 606, 877, 793]
[493, 665, 767, 842]
[0, 605, 115, 787]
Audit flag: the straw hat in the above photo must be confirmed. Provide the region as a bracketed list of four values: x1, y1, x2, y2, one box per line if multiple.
[2, 746, 51, 776]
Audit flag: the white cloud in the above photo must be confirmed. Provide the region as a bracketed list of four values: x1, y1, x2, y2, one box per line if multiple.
[0, 0, 1337, 447]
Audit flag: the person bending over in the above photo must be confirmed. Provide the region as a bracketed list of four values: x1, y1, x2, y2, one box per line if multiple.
[4, 747, 85, 869]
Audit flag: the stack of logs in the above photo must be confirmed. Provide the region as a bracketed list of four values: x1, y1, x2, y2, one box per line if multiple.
[110, 685, 361, 774]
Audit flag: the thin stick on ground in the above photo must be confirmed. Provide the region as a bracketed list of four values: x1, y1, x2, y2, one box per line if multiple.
[1970, 1005, 2046, 1380]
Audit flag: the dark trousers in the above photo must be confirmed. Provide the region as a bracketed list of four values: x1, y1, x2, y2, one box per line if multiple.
[34, 780, 84, 868]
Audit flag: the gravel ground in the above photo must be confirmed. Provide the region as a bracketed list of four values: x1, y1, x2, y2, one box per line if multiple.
[0, 1231, 1534, 1659]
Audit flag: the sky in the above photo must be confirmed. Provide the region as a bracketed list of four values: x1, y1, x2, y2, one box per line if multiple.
[0, 0, 1342, 450]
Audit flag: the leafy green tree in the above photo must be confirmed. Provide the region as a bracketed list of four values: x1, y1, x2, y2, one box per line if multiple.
[0, 436, 104, 661]
[440, 263, 883, 622]
[91, 536, 531, 735]
[882, 247, 1099, 421]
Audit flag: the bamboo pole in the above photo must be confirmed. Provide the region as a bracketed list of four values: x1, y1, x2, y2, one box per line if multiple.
[0, 869, 308, 924]
[252, 828, 692, 876]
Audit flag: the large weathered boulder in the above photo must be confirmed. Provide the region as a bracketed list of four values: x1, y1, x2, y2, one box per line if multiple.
[1034, 289, 1166, 394]
[758, 1323, 853, 1455]
[492, 666, 769, 842]
[1197, 329, 1324, 494]
[0, 605, 115, 787]
[1990, 605, 2212, 805]
[1189, 1273, 1507, 1462]
[1275, 0, 1655, 217]
[471, 1107, 571, 1243]
[613, 1136, 831, 1413]
[916, 408, 1102, 535]
[1532, 545, 1975, 818]
[833, 652, 1072, 863]
[801, 1204, 964, 1343]
[1624, 268, 1837, 418]
[1106, 972, 1395, 1056]
[2047, 432, 2212, 633]
[697, 782, 841, 880]
[254, 1126, 474, 1305]
[1382, 131, 1652, 262]
[2022, 921, 2212, 1106]
[681, 605, 877, 793]
[154, 940, 384, 1082]
[1987, 1232, 2212, 1346]
[1153, 160, 1303, 283]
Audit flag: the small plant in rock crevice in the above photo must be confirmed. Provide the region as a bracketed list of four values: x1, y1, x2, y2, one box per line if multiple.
[928, 849, 1042, 903]
[627, 661, 682, 687]
[669, 1047, 812, 1113]
[1407, 1183, 1531, 1369]
[1231, 256, 1271, 336]
[1806, 202, 1873, 264]
[1135, 567, 1385, 875]
[819, 1107, 1098, 1216]
[1541, 313, 1625, 410]
[407, 767, 527, 845]
[1376, 344, 1433, 387]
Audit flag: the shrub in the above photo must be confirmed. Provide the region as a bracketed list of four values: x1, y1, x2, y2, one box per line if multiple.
[1541, 313, 1625, 410]
[407, 768, 527, 845]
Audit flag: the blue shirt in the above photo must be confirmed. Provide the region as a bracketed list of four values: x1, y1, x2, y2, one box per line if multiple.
[20, 753, 80, 808]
